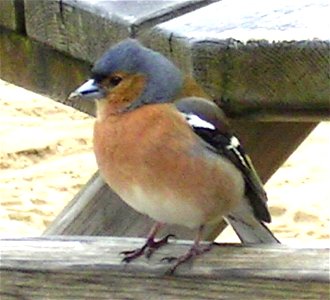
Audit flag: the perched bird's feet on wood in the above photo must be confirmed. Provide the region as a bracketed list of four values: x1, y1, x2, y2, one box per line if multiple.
[145, 234, 176, 258]
[163, 242, 213, 275]
[121, 234, 176, 263]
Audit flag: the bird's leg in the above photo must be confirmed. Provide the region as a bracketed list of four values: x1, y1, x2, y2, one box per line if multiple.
[164, 225, 213, 274]
[121, 222, 175, 263]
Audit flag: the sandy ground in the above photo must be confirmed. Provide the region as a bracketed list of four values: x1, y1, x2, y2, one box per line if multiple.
[0, 79, 329, 244]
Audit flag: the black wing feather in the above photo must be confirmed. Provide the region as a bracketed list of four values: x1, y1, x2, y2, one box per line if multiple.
[192, 127, 271, 223]
[175, 97, 271, 223]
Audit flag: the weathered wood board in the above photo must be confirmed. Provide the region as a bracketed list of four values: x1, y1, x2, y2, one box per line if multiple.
[20, 0, 330, 120]
[0, 0, 25, 32]
[0, 28, 94, 113]
[24, 0, 216, 62]
[1, 237, 329, 299]
[141, 0, 330, 121]
[3, 0, 329, 120]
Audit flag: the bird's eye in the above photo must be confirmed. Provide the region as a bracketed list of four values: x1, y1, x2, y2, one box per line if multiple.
[109, 76, 122, 87]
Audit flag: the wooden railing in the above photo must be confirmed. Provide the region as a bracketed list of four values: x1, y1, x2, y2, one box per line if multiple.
[0, 1, 329, 298]
[1, 237, 329, 299]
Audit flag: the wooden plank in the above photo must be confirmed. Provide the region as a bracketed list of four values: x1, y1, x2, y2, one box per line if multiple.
[0, 28, 93, 114]
[2, 0, 327, 121]
[0, 0, 25, 32]
[7, 0, 327, 121]
[0, 237, 329, 300]
[24, 0, 216, 63]
[141, 0, 330, 121]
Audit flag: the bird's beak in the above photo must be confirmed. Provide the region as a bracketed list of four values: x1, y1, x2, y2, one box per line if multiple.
[68, 79, 105, 101]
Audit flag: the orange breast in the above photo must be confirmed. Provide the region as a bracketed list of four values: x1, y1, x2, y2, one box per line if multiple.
[93, 104, 244, 228]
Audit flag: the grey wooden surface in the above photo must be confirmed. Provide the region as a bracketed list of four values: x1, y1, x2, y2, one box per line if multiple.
[1, 237, 329, 299]
[2, 0, 329, 119]
[0, 0, 24, 32]
[141, 0, 330, 121]
[24, 0, 215, 62]
[0, 29, 91, 109]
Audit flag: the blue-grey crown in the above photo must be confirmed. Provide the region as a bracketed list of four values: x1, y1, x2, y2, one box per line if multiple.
[92, 39, 183, 106]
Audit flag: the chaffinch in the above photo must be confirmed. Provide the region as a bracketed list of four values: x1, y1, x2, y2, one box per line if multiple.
[68, 39, 280, 274]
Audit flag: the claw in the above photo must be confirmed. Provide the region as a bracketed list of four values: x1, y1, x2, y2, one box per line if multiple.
[145, 234, 176, 259]
[161, 256, 177, 263]
[162, 225, 213, 275]
[121, 245, 147, 263]
[165, 243, 213, 275]
[121, 233, 175, 263]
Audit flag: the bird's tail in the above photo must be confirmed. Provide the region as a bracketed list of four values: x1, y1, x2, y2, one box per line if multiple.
[225, 198, 280, 244]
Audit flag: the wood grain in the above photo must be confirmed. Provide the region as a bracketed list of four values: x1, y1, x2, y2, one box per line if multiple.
[141, 0, 330, 121]
[0, 0, 25, 32]
[3, 1, 329, 120]
[1, 237, 329, 299]
[0, 29, 93, 114]
[23, 0, 215, 63]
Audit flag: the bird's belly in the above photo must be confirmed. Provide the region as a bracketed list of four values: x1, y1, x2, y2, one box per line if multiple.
[119, 185, 205, 228]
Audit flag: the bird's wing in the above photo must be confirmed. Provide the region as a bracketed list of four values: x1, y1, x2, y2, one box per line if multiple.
[174, 97, 271, 223]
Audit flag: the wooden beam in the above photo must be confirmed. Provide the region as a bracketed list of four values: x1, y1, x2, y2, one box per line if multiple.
[23, 0, 216, 62]
[9, 0, 329, 121]
[0, 28, 92, 114]
[141, 0, 330, 121]
[1, 30, 324, 125]
[231, 120, 317, 181]
[1, 237, 328, 299]
[0, 0, 25, 32]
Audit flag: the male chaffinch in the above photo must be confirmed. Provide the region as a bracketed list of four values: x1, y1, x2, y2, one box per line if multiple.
[68, 39, 280, 274]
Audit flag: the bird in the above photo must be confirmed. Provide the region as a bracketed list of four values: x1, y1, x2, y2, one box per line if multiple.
[68, 38, 280, 274]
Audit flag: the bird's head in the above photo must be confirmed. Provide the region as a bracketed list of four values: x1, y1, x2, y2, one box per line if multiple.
[68, 39, 183, 119]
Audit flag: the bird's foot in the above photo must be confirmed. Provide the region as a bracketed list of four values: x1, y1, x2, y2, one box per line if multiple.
[163, 242, 213, 275]
[121, 234, 175, 263]
[145, 234, 176, 258]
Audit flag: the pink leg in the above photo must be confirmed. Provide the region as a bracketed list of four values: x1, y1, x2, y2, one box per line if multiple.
[121, 222, 175, 263]
[165, 225, 213, 274]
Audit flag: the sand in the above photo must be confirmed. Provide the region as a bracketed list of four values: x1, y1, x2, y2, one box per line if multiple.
[0, 79, 329, 244]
